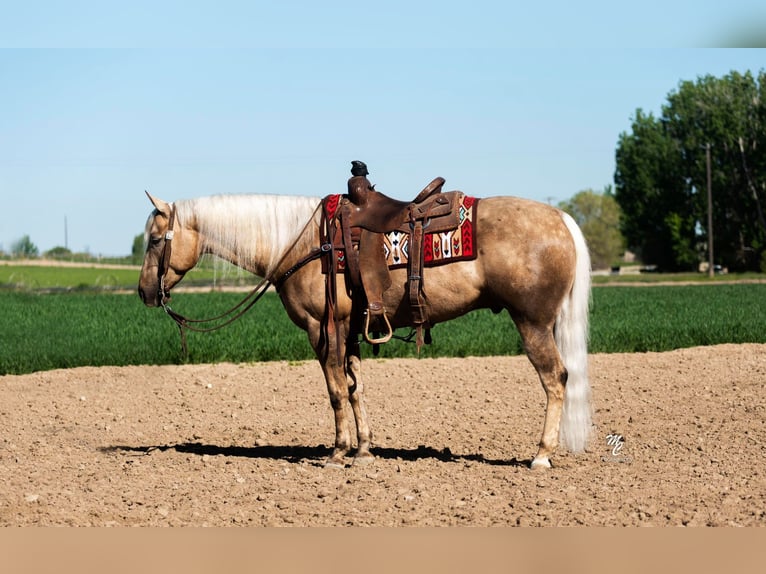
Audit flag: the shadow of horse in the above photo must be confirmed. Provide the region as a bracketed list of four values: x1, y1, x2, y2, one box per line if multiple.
[101, 443, 530, 468]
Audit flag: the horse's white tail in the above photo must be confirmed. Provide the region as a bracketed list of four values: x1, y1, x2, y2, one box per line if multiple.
[555, 213, 593, 453]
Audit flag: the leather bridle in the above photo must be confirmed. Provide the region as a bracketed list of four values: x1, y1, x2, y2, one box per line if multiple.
[156, 204, 177, 308]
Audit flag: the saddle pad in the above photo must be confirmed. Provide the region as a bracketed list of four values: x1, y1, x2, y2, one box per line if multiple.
[384, 194, 478, 268]
[324, 194, 479, 272]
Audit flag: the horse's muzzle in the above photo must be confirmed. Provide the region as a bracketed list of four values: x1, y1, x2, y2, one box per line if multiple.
[138, 285, 162, 308]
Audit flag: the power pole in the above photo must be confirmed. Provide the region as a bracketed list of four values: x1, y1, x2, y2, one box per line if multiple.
[64, 216, 69, 250]
[706, 143, 714, 278]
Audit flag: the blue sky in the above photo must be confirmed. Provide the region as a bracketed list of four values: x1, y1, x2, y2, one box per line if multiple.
[1, 3, 765, 256]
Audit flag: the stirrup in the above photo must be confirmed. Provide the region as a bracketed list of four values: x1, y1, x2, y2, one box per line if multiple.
[363, 309, 393, 345]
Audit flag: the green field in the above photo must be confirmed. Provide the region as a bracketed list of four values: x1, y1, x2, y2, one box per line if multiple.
[0, 265, 141, 290]
[591, 271, 764, 284]
[1, 280, 765, 375]
[0, 259, 259, 291]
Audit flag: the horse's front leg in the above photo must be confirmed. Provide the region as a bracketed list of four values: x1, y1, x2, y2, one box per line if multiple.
[345, 338, 374, 465]
[309, 318, 372, 468]
[316, 341, 353, 467]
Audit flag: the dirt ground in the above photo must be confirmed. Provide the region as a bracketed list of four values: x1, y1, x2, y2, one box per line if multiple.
[1, 344, 765, 527]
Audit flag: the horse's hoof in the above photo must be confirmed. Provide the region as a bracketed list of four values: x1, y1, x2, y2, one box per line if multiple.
[324, 457, 346, 470]
[352, 452, 375, 466]
[530, 456, 551, 470]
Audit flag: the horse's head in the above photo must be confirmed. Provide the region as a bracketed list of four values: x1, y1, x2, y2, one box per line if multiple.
[138, 192, 200, 307]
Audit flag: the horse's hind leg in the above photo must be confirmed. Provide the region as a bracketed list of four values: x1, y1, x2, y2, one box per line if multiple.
[515, 319, 568, 469]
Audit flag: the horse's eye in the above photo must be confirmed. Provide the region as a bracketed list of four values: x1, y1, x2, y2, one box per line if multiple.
[150, 236, 162, 246]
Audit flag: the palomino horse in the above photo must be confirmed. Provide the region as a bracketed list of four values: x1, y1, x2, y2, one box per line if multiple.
[138, 191, 592, 469]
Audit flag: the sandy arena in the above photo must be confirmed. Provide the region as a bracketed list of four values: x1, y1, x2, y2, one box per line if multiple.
[1, 344, 765, 526]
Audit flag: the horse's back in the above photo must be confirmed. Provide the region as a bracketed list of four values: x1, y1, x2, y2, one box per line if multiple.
[475, 195, 573, 248]
[475, 196, 577, 315]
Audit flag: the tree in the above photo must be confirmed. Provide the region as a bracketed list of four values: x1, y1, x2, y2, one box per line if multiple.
[664, 71, 766, 269]
[559, 187, 625, 270]
[11, 235, 39, 258]
[132, 233, 145, 264]
[615, 70, 766, 271]
[615, 110, 696, 270]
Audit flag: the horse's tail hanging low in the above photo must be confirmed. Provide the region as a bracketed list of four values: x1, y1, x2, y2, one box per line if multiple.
[555, 212, 593, 454]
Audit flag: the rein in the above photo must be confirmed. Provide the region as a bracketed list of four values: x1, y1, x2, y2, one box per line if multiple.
[157, 202, 329, 356]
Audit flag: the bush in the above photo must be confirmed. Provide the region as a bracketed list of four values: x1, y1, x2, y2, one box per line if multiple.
[45, 246, 73, 259]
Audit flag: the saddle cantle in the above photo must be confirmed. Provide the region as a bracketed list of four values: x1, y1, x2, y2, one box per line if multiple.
[322, 165, 465, 351]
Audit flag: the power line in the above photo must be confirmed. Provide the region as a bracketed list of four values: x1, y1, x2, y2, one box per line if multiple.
[706, 143, 714, 279]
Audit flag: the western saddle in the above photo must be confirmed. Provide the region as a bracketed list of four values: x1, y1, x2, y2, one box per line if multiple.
[322, 161, 463, 351]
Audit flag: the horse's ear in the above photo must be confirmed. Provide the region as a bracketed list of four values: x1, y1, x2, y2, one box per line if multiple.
[145, 191, 171, 216]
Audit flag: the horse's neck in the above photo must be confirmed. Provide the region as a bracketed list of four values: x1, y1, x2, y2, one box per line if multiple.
[186, 194, 321, 277]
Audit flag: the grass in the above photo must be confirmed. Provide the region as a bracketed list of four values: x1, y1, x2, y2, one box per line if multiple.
[2, 283, 766, 375]
[0, 265, 141, 290]
[591, 271, 764, 284]
[0, 258, 260, 291]
[589, 284, 766, 352]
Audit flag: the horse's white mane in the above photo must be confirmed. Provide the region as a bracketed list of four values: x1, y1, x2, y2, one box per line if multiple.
[175, 194, 321, 273]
